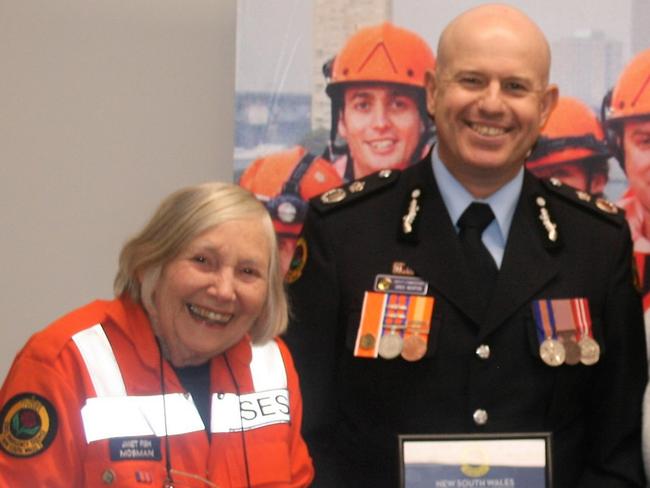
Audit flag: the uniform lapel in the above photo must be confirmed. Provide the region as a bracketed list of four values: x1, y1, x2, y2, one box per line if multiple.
[480, 172, 560, 339]
[407, 160, 492, 326]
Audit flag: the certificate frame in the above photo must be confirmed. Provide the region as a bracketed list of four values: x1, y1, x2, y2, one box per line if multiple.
[399, 432, 552, 488]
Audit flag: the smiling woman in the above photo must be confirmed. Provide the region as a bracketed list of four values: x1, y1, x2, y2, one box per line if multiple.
[0, 182, 314, 487]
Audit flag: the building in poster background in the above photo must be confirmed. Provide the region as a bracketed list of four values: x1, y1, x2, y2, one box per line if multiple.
[632, 0, 650, 55]
[311, 0, 391, 131]
[551, 31, 622, 109]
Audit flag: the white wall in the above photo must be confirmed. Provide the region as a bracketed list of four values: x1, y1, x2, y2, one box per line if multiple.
[0, 0, 236, 381]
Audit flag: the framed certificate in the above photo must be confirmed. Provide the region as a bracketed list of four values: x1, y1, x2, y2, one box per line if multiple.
[399, 432, 552, 488]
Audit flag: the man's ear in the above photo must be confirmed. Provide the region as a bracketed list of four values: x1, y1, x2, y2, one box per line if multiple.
[539, 84, 559, 129]
[424, 69, 437, 119]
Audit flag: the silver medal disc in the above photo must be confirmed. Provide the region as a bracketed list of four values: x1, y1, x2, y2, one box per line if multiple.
[578, 336, 600, 365]
[378, 332, 403, 359]
[539, 338, 566, 367]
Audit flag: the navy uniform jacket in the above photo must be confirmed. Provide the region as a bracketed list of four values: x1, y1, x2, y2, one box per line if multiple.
[285, 156, 647, 487]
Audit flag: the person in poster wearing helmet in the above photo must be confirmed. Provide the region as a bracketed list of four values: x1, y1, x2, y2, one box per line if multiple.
[604, 49, 650, 255]
[527, 96, 610, 197]
[239, 146, 342, 274]
[324, 21, 436, 181]
[602, 47, 650, 477]
[240, 22, 435, 273]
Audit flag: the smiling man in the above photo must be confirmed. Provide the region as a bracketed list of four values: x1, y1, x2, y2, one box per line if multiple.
[286, 5, 646, 487]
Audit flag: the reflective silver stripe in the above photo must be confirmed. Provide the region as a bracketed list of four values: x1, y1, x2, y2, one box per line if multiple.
[74, 325, 290, 441]
[211, 341, 290, 432]
[81, 394, 205, 442]
[249, 341, 287, 391]
[72, 324, 126, 397]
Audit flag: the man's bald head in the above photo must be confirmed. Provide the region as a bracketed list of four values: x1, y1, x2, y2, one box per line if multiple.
[425, 3, 559, 198]
[437, 4, 552, 85]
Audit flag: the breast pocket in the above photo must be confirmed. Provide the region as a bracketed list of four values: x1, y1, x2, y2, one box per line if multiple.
[223, 439, 291, 487]
[83, 441, 166, 488]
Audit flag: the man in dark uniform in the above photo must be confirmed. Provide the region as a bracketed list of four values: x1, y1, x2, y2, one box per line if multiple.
[285, 4, 647, 487]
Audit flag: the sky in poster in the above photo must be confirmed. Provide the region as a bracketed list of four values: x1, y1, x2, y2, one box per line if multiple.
[236, 0, 632, 94]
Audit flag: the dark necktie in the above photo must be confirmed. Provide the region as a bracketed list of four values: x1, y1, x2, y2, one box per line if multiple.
[457, 202, 498, 316]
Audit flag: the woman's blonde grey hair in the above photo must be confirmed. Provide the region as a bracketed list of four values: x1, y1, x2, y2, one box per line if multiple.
[114, 182, 287, 343]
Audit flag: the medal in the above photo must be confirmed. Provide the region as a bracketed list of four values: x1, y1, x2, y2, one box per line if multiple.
[559, 331, 581, 366]
[578, 336, 600, 365]
[572, 298, 600, 365]
[401, 335, 427, 361]
[533, 297, 599, 367]
[354, 289, 434, 360]
[550, 299, 582, 366]
[378, 331, 403, 359]
[539, 338, 565, 366]
[532, 300, 565, 366]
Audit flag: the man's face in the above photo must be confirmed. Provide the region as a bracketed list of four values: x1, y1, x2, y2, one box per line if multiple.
[338, 84, 424, 178]
[624, 119, 650, 210]
[426, 24, 557, 196]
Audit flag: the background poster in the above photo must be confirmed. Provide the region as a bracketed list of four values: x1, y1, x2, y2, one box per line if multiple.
[234, 0, 650, 271]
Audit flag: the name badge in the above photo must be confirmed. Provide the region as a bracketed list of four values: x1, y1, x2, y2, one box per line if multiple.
[110, 437, 161, 461]
[374, 274, 428, 295]
[211, 389, 290, 433]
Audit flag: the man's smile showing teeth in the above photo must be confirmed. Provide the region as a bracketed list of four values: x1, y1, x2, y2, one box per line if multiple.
[187, 303, 232, 324]
[368, 140, 396, 151]
[470, 123, 507, 137]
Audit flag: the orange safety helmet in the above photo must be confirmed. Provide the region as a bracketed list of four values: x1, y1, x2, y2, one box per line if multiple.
[326, 22, 436, 95]
[602, 48, 650, 167]
[527, 96, 609, 171]
[239, 146, 343, 237]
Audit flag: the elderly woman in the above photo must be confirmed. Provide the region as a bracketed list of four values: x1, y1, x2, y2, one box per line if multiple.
[0, 182, 314, 487]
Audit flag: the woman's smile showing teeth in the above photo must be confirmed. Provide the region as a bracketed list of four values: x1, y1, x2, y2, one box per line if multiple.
[187, 303, 232, 325]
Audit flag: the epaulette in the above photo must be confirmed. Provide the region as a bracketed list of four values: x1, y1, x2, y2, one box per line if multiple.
[310, 168, 400, 214]
[540, 177, 625, 227]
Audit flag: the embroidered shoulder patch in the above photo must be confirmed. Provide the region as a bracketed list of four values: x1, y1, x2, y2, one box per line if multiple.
[285, 237, 308, 284]
[0, 393, 58, 457]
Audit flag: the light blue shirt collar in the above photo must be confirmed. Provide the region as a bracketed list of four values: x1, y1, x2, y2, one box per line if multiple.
[431, 146, 523, 267]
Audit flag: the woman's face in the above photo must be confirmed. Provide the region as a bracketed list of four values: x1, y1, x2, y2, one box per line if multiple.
[145, 218, 270, 367]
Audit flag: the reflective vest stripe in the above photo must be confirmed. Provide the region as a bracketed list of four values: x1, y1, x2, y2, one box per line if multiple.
[250, 340, 287, 391]
[81, 394, 205, 442]
[72, 324, 126, 397]
[72, 323, 289, 442]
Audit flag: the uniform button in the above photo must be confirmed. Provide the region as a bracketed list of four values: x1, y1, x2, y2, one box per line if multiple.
[475, 344, 491, 360]
[473, 409, 488, 426]
[102, 469, 115, 484]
